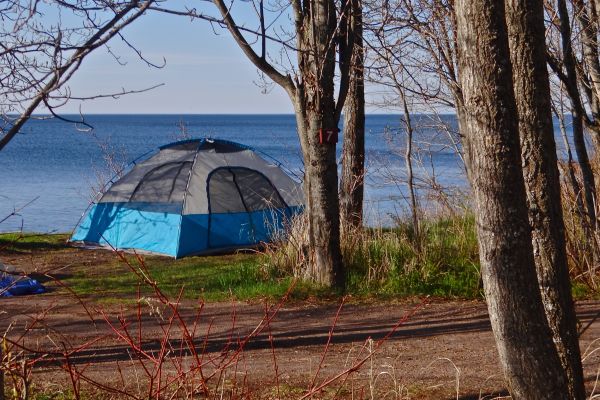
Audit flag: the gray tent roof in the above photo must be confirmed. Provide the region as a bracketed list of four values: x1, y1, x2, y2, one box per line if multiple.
[100, 138, 304, 215]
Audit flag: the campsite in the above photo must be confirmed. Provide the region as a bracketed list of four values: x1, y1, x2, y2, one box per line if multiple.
[4, 0, 600, 399]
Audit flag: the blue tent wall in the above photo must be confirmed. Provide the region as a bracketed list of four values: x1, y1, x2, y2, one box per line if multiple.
[176, 206, 301, 257]
[176, 214, 209, 257]
[72, 203, 303, 257]
[71, 202, 182, 257]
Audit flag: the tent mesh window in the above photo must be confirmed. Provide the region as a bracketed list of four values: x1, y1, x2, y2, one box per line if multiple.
[130, 161, 193, 203]
[208, 167, 287, 214]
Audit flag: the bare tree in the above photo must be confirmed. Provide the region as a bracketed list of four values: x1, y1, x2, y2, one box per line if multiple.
[364, 0, 464, 231]
[363, 0, 471, 177]
[549, 0, 600, 144]
[455, 0, 571, 397]
[546, 0, 597, 228]
[195, 0, 356, 287]
[367, 45, 422, 235]
[0, 0, 159, 151]
[399, 92, 419, 238]
[340, 0, 366, 233]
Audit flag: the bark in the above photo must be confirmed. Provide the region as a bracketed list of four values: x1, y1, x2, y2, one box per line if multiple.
[505, 0, 585, 397]
[455, 0, 570, 398]
[340, 0, 365, 232]
[574, 0, 600, 152]
[441, 6, 471, 177]
[575, 0, 600, 122]
[293, 0, 344, 288]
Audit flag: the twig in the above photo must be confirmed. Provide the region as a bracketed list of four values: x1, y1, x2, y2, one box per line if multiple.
[0, 196, 39, 225]
[300, 296, 430, 399]
[309, 296, 347, 390]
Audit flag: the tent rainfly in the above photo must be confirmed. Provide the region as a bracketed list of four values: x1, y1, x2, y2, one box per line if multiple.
[70, 138, 304, 257]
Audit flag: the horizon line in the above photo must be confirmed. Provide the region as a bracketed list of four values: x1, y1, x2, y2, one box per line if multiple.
[29, 112, 459, 116]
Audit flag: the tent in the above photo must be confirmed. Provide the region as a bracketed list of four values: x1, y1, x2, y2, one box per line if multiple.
[70, 138, 304, 257]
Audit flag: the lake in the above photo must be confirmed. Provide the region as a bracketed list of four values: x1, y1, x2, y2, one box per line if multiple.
[0, 114, 470, 233]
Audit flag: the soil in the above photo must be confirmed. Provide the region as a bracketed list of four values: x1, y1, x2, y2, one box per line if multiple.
[2, 246, 600, 399]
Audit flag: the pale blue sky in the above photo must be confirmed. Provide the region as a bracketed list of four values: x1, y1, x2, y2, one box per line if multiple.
[61, 7, 294, 114]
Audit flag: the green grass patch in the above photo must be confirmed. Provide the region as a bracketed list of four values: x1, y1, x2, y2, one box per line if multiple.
[64, 253, 322, 302]
[342, 214, 482, 298]
[0, 217, 482, 303]
[0, 232, 326, 302]
[258, 213, 484, 300]
[3, 213, 590, 303]
[0, 232, 69, 252]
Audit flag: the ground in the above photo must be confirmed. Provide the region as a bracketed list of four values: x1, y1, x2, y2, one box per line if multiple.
[1, 239, 600, 399]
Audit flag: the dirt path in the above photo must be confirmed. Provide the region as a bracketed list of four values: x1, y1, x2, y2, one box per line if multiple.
[3, 291, 600, 399]
[2, 243, 600, 398]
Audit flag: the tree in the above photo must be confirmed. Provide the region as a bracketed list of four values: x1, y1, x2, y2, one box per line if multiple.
[364, 0, 471, 175]
[0, 0, 158, 151]
[455, 0, 571, 397]
[505, 0, 585, 397]
[340, 0, 366, 233]
[207, 0, 355, 287]
[546, 0, 597, 228]
[364, 31, 422, 236]
[363, 0, 469, 225]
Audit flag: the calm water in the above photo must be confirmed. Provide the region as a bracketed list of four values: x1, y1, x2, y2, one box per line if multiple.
[0, 114, 468, 232]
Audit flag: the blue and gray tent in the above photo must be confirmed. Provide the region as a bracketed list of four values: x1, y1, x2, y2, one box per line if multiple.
[70, 138, 304, 257]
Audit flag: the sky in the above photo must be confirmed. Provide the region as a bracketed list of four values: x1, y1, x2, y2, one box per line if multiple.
[61, 5, 295, 114]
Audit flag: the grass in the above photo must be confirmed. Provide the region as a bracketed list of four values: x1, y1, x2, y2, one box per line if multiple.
[347, 217, 481, 298]
[73, 253, 333, 302]
[0, 232, 326, 302]
[0, 215, 481, 303]
[260, 213, 483, 300]
[1, 212, 590, 303]
[0, 232, 70, 251]
[344, 214, 481, 298]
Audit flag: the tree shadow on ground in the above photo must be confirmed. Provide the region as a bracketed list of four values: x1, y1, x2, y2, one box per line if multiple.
[0, 234, 68, 255]
[19, 304, 494, 366]
[9, 301, 597, 382]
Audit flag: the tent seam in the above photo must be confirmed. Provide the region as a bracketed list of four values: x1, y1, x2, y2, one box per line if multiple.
[176, 139, 204, 257]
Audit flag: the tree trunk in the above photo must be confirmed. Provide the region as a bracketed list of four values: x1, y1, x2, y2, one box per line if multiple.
[294, 0, 344, 288]
[576, 0, 600, 151]
[340, 0, 365, 233]
[400, 93, 419, 240]
[575, 0, 600, 122]
[455, 0, 571, 398]
[213, 0, 347, 288]
[505, 0, 585, 397]
[295, 112, 344, 288]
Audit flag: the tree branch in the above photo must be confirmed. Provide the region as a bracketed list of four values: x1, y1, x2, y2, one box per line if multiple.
[0, 0, 156, 151]
[335, 0, 355, 123]
[212, 0, 296, 97]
